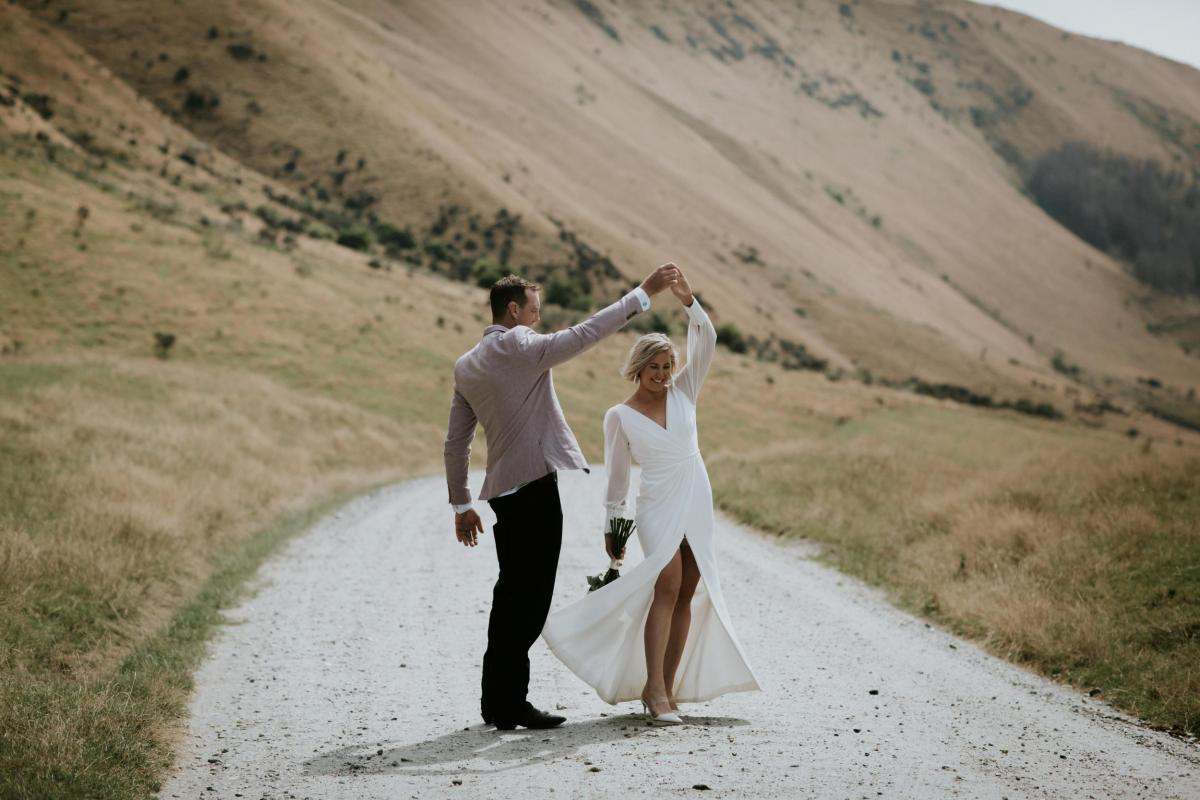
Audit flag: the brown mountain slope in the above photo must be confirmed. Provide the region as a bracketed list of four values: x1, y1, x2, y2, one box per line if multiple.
[11, 0, 1199, 412]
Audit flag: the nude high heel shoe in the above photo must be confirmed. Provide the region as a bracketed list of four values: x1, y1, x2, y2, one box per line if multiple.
[641, 696, 683, 726]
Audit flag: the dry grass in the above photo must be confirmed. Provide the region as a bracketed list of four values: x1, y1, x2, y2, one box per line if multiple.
[0, 355, 418, 796]
[709, 404, 1200, 736]
[2, 4, 1200, 792]
[0, 140, 469, 796]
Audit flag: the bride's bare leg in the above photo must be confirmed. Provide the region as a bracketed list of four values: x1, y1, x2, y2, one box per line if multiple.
[642, 549, 683, 715]
[664, 540, 701, 710]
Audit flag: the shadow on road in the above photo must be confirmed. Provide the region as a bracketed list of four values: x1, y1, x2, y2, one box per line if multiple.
[304, 713, 749, 777]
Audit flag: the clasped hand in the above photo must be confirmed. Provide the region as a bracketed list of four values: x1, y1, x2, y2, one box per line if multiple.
[641, 262, 694, 306]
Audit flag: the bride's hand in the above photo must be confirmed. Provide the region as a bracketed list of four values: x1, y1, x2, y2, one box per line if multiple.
[669, 266, 694, 306]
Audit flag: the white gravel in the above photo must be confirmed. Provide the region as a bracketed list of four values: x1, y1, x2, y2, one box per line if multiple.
[162, 469, 1199, 799]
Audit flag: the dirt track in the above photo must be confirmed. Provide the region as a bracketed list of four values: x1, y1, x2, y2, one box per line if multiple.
[162, 469, 1199, 799]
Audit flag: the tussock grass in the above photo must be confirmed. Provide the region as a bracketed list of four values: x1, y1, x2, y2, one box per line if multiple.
[0, 356, 412, 797]
[710, 405, 1200, 735]
[1, 487, 365, 799]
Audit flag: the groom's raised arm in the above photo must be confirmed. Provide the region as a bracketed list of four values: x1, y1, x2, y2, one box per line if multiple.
[520, 289, 647, 371]
[519, 263, 679, 371]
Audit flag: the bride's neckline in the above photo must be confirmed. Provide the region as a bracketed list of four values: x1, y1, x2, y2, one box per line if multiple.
[620, 389, 670, 432]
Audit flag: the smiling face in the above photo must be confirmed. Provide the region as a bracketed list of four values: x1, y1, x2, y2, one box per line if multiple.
[636, 349, 674, 395]
[622, 334, 677, 389]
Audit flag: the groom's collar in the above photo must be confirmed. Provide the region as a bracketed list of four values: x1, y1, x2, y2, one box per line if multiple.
[484, 322, 531, 335]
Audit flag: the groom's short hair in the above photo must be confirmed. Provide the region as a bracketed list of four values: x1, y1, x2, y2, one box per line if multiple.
[490, 275, 540, 320]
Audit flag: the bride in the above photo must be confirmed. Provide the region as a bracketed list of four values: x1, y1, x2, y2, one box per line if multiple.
[541, 266, 761, 724]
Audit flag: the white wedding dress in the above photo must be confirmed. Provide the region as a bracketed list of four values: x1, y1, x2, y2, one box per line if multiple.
[541, 299, 762, 704]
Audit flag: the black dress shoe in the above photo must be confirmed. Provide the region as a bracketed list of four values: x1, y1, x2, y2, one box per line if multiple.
[492, 703, 566, 730]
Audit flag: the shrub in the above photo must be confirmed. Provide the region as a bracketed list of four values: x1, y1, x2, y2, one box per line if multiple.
[227, 43, 255, 61]
[575, 0, 621, 42]
[182, 88, 219, 114]
[423, 241, 452, 262]
[21, 93, 53, 120]
[335, 225, 373, 251]
[778, 338, 827, 371]
[343, 191, 377, 212]
[545, 277, 593, 311]
[628, 311, 673, 335]
[1052, 351, 1081, 380]
[374, 221, 415, 252]
[471, 259, 505, 288]
[153, 332, 176, 358]
[1008, 399, 1062, 420]
[254, 205, 282, 228]
[715, 322, 748, 353]
[733, 244, 763, 264]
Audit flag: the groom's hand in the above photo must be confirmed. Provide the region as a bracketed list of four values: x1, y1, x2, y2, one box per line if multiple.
[455, 509, 484, 547]
[640, 262, 680, 297]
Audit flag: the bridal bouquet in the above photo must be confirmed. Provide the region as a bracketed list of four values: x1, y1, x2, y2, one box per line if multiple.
[586, 517, 636, 592]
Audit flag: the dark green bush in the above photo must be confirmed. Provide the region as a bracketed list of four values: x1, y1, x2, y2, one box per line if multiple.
[545, 277, 593, 311]
[21, 93, 54, 120]
[1052, 351, 1082, 380]
[778, 338, 827, 371]
[336, 225, 373, 251]
[182, 88, 219, 114]
[374, 222, 416, 252]
[628, 311, 673, 335]
[715, 322, 748, 353]
[227, 43, 255, 61]
[471, 259, 505, 289]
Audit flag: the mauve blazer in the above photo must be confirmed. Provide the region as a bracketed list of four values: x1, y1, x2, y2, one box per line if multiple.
[444, 290, 647, 506]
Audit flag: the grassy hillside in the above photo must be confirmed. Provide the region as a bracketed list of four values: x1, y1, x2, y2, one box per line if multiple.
[710, 406, 1200, 735]
[2, 1, 1199, 797]
[12, 0, 1200, 400]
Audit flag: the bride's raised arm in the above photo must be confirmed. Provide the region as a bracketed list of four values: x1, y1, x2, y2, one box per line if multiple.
[674, 296, 718, 403]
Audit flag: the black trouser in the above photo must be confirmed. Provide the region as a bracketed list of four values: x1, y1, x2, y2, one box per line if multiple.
[482, 472, 562, 721]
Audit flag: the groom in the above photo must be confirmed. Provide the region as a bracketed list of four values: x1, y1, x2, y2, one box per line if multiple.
[444, 263, 679, 729]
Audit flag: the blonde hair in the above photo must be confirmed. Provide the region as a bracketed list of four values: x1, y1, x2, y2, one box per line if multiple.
[621, 334, 678, 382]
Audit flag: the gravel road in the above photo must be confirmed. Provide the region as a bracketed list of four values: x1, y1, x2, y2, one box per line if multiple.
[162, 469, 1199, 799]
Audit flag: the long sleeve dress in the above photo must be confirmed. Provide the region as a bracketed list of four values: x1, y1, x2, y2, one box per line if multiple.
[541, 299, 762, 704]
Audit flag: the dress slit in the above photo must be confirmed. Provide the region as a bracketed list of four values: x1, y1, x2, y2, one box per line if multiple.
[543, 502, 758, 704]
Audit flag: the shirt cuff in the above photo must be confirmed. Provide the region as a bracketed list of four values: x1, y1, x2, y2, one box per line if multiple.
[630, 286, 651, 312]
[451, 501, 474, 514]
[603, 503, 628, 526]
